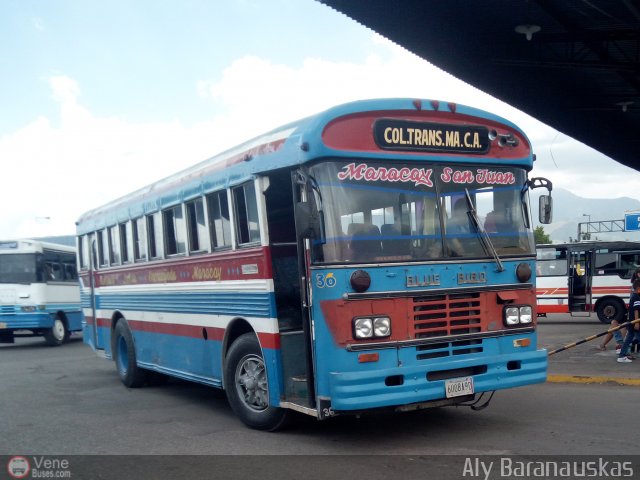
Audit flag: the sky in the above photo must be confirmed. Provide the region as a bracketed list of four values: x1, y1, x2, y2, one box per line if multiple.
[2, 0, 640, 240]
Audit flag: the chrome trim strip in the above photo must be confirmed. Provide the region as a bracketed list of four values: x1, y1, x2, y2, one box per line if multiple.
[309, 256, 534, 270]
[346, 326, 535, 352]
[344, 283, 533, 300]
[279, 401, 318, 417]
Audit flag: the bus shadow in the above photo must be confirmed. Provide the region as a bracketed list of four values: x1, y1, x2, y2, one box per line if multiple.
[0, 335, 84, 351]
[155, 376, 508, 439]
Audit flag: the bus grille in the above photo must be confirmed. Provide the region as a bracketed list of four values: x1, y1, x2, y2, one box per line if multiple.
[412, 293, 483, 359]
[0, 305, 16, 315]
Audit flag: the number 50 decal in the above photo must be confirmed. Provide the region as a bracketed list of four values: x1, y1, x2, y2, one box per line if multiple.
[315, 272, 337, 288]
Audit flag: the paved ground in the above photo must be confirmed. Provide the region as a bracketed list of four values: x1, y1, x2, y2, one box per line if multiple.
[538, 314, 640, 385]
[2, 316, 640, 479]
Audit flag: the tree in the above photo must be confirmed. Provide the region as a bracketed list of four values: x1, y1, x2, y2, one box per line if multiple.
[534, 226, 551, 245]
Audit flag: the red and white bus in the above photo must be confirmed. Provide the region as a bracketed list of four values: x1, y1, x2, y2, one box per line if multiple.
[536, 241, 640, 323]
[77, 98, 552, 430]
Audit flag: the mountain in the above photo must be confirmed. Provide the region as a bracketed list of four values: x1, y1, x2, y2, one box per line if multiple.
[531, 188, 640, 243]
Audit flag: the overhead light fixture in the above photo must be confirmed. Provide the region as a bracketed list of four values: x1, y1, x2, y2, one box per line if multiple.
[617, 101, 634, 112]
[515, 24, 541, 41]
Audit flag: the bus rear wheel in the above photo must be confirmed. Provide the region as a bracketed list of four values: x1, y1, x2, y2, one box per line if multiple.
[596, 298, 625, 324]
[224, 333, 288, 431]
[44, 316, 69, 346]
[113, 320, 147, 388]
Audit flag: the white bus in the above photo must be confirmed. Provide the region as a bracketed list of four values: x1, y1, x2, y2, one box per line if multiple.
[0, 239, 82, 345]
[536, 241, 640, 323]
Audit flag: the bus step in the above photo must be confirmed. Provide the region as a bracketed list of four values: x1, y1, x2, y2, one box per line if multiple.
[288, 376, 308, 398]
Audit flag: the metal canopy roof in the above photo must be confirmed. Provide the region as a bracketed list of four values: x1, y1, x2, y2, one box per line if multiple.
[320, 0, 640, 172]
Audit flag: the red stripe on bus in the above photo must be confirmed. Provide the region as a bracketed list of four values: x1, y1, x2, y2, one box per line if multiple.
[536, 287, 629, 295]
[258, 331, 281, 350]
[96, 317, 111, 328]
[127, 320, 225, 340]
[103, 318, 281, 350]
[536, 305, 569, 314]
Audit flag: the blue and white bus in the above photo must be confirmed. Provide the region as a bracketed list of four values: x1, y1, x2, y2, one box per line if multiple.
[77, 98, 552, 430]
[0, 239, 82, 346]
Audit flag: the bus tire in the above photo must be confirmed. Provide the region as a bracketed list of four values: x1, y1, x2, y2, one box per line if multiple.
[596, 298, 625, 324]
[113, 320, 147, 388]
[44, 316, 69, 346]
[224, 333, 288, 431]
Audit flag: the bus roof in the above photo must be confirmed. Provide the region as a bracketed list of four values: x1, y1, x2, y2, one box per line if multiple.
[76, 98, 532, 234]
[0, 239, 76, 254]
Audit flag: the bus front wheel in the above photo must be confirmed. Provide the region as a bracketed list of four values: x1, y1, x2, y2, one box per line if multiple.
[596, 298, 625, 324]
[224, 333, 288, 431]
[113, 321, 147, 388]
[44, 316, 69, 346]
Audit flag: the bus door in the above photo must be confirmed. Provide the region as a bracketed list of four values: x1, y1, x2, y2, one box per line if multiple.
[264, 171, 316, 411]
[568, 249, 593, 316]
[90, 239, 106, 350]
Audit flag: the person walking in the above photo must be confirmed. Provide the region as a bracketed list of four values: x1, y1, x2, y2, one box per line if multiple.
[617, 279, 640, 363]
[597, 266, 640, 351]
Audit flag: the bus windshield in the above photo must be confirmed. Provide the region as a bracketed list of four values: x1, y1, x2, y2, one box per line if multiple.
[308, 160, 535, 264]
[0, 253, 40, 284]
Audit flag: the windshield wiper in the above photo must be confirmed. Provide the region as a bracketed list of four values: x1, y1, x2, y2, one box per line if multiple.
[464, 189, 505, 272]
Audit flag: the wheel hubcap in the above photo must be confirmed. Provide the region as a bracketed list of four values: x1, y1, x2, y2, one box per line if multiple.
[235, 354, 268, 412]
[52, 319, 65, 341]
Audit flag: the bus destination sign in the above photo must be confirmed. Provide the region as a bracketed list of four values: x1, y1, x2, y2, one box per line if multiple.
[374, 119, 490, 154]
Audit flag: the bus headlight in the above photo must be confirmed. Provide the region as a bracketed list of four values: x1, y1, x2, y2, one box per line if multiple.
[504, 306, 533, 326]
[354, 318, 373, 339]
[373, 317, 391, 337]
[519, 306, 533, 324]
[505, 307, 520, 325]
[353, 316, 391, 339]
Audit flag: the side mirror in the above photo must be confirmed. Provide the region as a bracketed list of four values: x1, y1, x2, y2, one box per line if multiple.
[295, 201, 320, 239]
[539, 195, 553, 224]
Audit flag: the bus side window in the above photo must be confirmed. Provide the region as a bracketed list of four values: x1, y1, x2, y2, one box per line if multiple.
[207, 190, 232, 250]
[147, 213, 164, 259]
[186, 197, 208, 253]
[133, 217, 148, 262]
[60, 253, 77, 281]
[108, 225, 120, 265]
[119, 223, 130, 263]
[620, 253, 640, 278]
[98, 230, 109, 267]
[46, 262, 61, 281]
[233, 182, 261, 245]
[163, 205, 188, 256]
[64, 263, 77, 281]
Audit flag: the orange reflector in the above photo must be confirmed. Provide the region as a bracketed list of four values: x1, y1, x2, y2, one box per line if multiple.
[513, 338, 531, 348]
[358, 353, 379, 363]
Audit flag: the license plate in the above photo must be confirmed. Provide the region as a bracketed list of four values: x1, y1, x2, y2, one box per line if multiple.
[445, 376, 474, 398]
